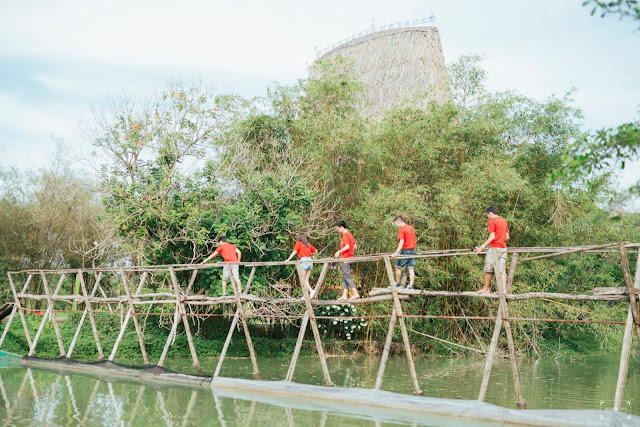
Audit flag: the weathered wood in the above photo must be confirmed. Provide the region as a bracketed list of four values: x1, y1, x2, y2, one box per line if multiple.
[119, 270, 150, 365]
[384, 255, 422, 395]
[79, 272, 105, 360]
[619, 243, 640, 344]
[285, 263, 329, 382]
[593, 287, 628, 295]
[374, 304, 397, 390]
[97, 284, 114, 314]
[108, 272, 148, 361]
[7, 273, 33, 348]
[169, 266, 201, 374]
[215, 267, 256, 378]
[520, 243, 620, 262]
[478, 309, 503, 402]
[67, 271, 103, 359]
[506, 253, 518, 294]
[0, 275, 33, 348]
[29, 274, 66, 357]
[297, 263, 333, 386]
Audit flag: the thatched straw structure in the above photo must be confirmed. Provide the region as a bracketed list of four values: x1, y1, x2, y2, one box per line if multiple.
[312, 26, 450, 118]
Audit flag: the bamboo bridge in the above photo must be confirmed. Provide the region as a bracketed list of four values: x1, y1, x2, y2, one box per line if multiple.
[1, 242, 639, 422]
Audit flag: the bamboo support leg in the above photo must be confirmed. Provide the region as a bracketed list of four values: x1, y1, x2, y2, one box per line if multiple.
[285, 263, 328, 382]
[478, 312, 503, 401]
[67, 272, 102, 359]
[506, 253, 518, 294]
[228, 267, 259, 379]
[613, 250, 640, 411]
[384, 256, 422, 395]
[98, 285, 114, 314]
[79, 272, 105, 360]
[109, 272, 148, 361]
[0, 275, 33, 348]
[169, 266, 201, 374]
[374, 305, 398, 390]
[297, 264, 333, 386]
[120, 269, 150, 365]
[7, 273, 33, 348]
[215, 267, 256, 378]
[619, 242, 640, 344]
[29, 274, 66, 357]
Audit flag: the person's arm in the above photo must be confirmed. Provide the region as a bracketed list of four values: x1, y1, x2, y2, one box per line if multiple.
[201, 251, 219, 264]
[236, 248, 242, 263]
[285, 250, 297, 262]
[391, 239, 404, 257]
[334, 244, 349, 258]
[506, 232, 510, 241]
[475, 233, 495, 254]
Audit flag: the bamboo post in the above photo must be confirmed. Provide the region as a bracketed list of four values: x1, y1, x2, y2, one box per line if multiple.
[506, 253, 518, 294]
[374, 304, 397, 390]
[98, 284, 114, 314]
[297, 263, 333, 386]
[157, 270, 198, 368]
[169, 266, 201, 374]
[0, 274, 33, 348]
[613, 248, 640, 411]
[227, 265, 260, 379]
[28, 274, 66, 357]
[214, 266, 256, 378]
[79, 272, 105, 360]
[285, 262, 329, 382]
[618, 242, 640, 344]
[108, 272, 148, 361]
[478, 311, 503, 401]
[66, 271, 103, 359]
[384, 256, 422, 395]
[7, 273, 33, 348]
[119, 269, 150, 365]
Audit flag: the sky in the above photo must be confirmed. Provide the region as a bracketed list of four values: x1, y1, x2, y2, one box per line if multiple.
[0, 0, 639, 187]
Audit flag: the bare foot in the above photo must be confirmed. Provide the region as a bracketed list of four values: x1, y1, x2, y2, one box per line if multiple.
[348, 294, 360, 300]
[477, 288, 490, 294]
[337, 297, 348, 301]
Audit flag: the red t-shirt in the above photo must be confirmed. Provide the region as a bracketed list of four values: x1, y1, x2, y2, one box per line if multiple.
[398, 225, 417, 250]
[488, 217, 508, 248]
[294, 241, 317, 258]
[341, 231, 356, 258]
[215, 243, 238, 262]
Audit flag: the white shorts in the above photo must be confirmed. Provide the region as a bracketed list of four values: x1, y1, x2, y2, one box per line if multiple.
[222, 264, 240, 281]
[484, 248, 507, 274]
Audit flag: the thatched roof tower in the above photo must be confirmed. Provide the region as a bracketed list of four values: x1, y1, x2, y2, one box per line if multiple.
[312, 26, 450, 118]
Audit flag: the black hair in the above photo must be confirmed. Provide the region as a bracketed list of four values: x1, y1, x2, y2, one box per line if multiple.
[218, 236, 227, 242]
[296, 232, 310, 248]
[334, 220, 347, 229]
[485, 206, 499, 215]
[393, 216, 405, 223]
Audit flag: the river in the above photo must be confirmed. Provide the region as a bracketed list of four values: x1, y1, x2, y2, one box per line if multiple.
[0, 354, 638, 425]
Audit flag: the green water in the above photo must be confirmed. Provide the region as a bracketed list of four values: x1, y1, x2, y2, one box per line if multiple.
[0, 354, 638, 425]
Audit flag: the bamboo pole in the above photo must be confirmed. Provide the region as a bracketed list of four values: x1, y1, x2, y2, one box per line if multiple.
[66, 271, 103, 359]
[97, 284, 114, 314]
[228, 266, 260, 379]
[384, 256, 422, 395]
[28, 274, 66, 357]
[368, 288, 633, 302]
[519, 243, 620, 262]
[214, 267, 256, 378]
[169, 266, 201, 374]
[374, 305, 397, 390]
[613, 248, 640, 411]
[478, 303, 504, 400]
[297, 263, 333, 387]
[119, 269, 150, 365]
[618, 242, 640, 344]
[506, 253, 518, 294]
[285, 262, 329, 382]
[79, 272, 105, 360]
[7, 273, 33, 348]
[108, 272, 148, 361]
[0, 274, 32, 348]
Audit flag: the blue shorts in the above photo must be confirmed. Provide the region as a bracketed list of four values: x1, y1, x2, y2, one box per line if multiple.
[396, 249, 416, 269]
[300, 256, 313, 271]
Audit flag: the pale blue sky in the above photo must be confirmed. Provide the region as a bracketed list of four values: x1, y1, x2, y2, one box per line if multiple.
[0, 0, 638, 187]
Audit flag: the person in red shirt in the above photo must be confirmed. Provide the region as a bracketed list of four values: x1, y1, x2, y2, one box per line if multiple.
[201, 236, 242, 297]
[285, 233, 318, 298]
[391, 216, 417, 289]
[334, 220, 360, 301]
[474, 207, 510, 294]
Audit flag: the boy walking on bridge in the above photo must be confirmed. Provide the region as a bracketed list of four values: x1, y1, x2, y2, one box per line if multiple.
[334, 220, 360, 301]
[201, 236, 242, 297]
[475, 207, 509, 294]
[391, 216, 417, 289]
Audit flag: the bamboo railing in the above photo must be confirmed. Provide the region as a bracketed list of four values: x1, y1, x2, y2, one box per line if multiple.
[1, 243, 639, 412]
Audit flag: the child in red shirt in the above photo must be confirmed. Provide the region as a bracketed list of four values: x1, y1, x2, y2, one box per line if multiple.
[201, 236, 242, 297]
[285, 233, 317, 298]
[334, 220, 360, 301]
[391, 216, 417, 289]
[474, 207, 510, 294]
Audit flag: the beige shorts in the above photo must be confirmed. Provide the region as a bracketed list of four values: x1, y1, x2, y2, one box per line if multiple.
[484, 248, 507, 274]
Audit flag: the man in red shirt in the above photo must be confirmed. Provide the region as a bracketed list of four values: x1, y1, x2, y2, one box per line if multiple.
[391, 216, 417, 289]
[474, 207, 509, 294]
[201, 236, 242, 297]
[334, 220, 360, 300]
